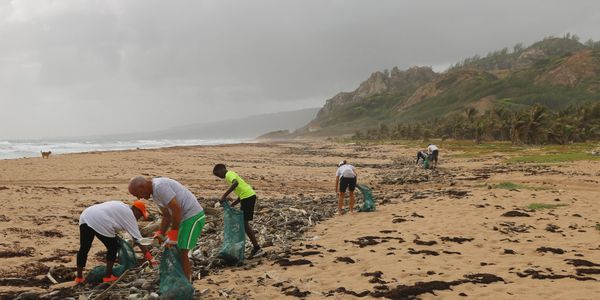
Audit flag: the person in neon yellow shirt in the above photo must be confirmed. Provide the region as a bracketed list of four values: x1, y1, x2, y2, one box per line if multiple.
[213, 164, 265, 258]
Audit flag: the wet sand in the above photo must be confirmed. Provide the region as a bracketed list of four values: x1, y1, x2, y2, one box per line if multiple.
[1, 141, 599, 299]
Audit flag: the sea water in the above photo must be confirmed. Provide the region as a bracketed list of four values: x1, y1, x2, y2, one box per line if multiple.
[0, 138, 246, 160]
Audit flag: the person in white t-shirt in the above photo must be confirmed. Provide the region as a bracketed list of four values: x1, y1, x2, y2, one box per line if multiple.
[427, 144, 439, 169]
[128, 176, 205, 282]
[335, 160, 358, 215]
[76, 200, 153, 284]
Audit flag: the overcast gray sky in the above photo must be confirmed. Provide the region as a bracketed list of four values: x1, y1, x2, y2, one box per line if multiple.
[1, 0, 599, 139]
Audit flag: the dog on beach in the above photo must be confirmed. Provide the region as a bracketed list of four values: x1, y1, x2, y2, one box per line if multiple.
[41, 151, 52, 159]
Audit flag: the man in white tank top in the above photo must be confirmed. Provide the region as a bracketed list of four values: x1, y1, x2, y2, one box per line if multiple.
[335, 160, 358, 214]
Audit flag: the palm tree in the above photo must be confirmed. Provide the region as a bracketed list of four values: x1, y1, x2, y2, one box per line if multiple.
[510, 112, 528, 144]
[525, 104, 548, 144]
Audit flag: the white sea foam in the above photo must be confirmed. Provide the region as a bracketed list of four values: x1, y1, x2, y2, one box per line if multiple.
[0, 138, 247, 160]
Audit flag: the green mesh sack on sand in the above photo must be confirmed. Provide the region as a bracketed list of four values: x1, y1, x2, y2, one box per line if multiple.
[423, 158, 430, 169]
[159, 247, 193, 300]
[357, 184, 376, 212]
[218, 201, 246, 265]
[85, 237, 137, 284]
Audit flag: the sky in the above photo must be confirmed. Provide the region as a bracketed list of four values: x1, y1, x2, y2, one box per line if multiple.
[1, 0, 600, 139]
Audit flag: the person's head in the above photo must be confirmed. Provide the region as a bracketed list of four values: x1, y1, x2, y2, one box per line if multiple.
[128, 176, 153, 200]
[131, 200, 149, 220]
[213, 163, 228, 178]
[337, 160, 347, 167]
[428, 144, 432, 147]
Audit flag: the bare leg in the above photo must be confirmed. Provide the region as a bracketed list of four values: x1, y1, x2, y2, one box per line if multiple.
[338, 192, 345, 214]
[180, 249, 192, 282]
[245, 221, 259, 248]
[349, 191, 355, 213]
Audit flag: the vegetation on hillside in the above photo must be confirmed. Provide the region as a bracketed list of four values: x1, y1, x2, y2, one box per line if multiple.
[448, 34, 594, 72]
[352, 102, 600, 145]
[305, 35, 600, 143]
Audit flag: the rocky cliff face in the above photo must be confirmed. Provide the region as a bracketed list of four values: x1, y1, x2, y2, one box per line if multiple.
[535, 50, 600, 88]
[309, 66, 437, 128]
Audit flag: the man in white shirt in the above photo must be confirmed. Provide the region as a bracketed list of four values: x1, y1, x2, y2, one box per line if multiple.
[128, 176, 205, 282]
[427, 144, 439, 169]
[335, 160, 358, 215]
[76, 200, 153, 284]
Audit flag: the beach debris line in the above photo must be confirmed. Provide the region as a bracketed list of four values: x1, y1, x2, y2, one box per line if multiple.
[440, 236, 474, 244]
[344, 235, 405, 248]
[49, 194, 340, 299]
[536, 247, 566, 255]
[501, 210, 531, 217]
[326, 273, 505, 299]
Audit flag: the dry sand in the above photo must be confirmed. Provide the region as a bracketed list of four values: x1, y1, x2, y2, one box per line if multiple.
[0, 141, 599, 299]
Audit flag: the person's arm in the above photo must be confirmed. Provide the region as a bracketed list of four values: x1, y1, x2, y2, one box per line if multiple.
[162, 198, 181, 245]
[121, 208, 156, 265]
[220, 179, 238, 203]
[166, 198, 182, 230]
[335, 176, 340, 194]
[158, 206, 172, 233]
[231, 198, 241, 207]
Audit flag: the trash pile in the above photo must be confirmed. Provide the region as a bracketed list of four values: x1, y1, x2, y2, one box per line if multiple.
[379, 165, 452, 185]
[28, 194, 342, 300]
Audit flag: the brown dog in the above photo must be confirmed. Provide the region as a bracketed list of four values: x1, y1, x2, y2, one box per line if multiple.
[41, 151, 52, 159]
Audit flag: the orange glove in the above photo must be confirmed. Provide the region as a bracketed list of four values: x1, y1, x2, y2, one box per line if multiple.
[144, 251, 158, 267]
[166, 229, 178, 242]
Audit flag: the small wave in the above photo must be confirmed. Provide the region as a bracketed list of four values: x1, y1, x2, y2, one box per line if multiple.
[0, 139, 248, 160]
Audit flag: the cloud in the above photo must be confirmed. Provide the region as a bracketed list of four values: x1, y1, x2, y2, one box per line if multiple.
[1, 0, 600, 138]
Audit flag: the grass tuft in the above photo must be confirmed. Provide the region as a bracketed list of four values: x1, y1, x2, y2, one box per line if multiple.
[526, 203, 567, 210]
[507, 152, 600, 164]
[492, 182, 548, 191]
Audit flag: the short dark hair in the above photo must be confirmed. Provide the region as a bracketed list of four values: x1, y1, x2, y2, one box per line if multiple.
[213, 163, 226, 174]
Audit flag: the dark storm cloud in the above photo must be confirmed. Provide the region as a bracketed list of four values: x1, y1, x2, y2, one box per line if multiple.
[1, 0, 599, 138]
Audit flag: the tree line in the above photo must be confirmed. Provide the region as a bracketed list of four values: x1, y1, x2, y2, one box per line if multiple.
[352, 102, 600, 145]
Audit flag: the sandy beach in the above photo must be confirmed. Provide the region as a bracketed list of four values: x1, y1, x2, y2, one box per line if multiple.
[1, 141, 600, 299]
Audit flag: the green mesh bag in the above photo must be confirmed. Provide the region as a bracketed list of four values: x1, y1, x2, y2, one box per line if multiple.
[85, 237, 137, 284]
[357, 184, 376, 212]
[218, 201, 246, 265]
[423, 158, 430, 169]
[159, 247, 193, 300]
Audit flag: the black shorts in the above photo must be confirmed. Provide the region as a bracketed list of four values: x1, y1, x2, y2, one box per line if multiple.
[430, 150, 439, 162]
[240, 195, 257, 222]
[339, 177, 357, 193]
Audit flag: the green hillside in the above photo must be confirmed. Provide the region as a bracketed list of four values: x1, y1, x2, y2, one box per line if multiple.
[300, 35, 600, 143]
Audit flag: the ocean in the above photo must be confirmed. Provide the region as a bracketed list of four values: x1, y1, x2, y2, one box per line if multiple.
[0, 138, 246, 160]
